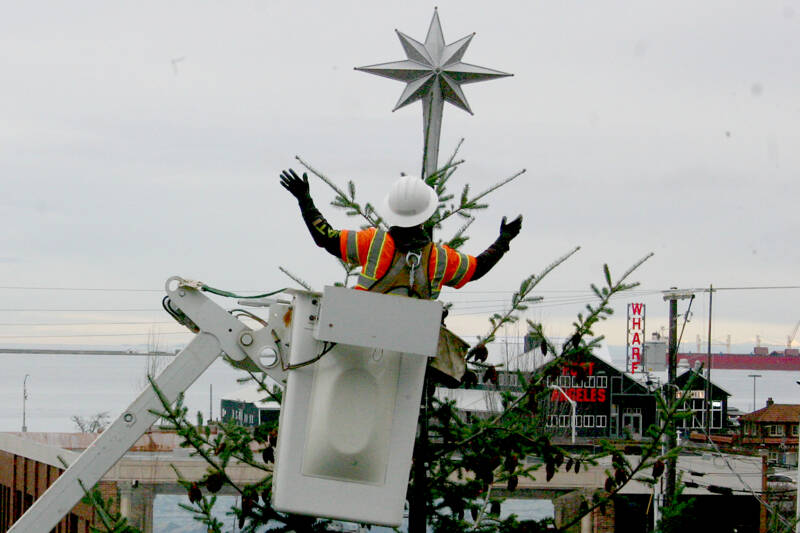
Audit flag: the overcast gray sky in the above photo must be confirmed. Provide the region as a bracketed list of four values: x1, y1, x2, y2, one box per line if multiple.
[2, 1, 799, 349]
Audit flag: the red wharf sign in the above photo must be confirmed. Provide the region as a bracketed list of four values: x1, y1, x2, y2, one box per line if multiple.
[627, 303, 645, 373]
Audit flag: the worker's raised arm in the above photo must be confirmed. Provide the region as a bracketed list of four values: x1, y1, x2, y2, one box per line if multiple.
[279, 168, 341, 257]
[470, 215, 523, 281]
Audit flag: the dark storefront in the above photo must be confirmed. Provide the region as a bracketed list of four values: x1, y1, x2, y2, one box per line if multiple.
[669, 369, 729, 433]
[543, 355, 657, 440]
[220, 399, 260, 427]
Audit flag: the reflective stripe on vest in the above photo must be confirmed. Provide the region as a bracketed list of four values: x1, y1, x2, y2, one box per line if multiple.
[355, 230, 394, 290]
[344, 230, 359, 263]
[428, 245, 450, 299]
[450, 250, 472, 287]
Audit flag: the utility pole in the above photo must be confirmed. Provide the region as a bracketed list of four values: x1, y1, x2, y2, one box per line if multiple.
[705, 285, 713, 440]
[662, 288, 693, 508]
[796, 413, 800, 533]
[748, 374, 762, 412]
[409, 377, 431, 533]
[22, 374, 30, 432]
[665, 291, 678, 507]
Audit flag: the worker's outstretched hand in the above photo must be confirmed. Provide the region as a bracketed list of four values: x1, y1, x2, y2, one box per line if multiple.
[280, 169, 311, 202]
[500, 215, 523, 241]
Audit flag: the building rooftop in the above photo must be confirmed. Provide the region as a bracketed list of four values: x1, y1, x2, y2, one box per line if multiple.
[0, 430, 267, 485]
[739, 402, 800, 423]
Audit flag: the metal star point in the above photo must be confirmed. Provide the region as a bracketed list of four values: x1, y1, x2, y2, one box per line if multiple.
[355, 9, 512, 115]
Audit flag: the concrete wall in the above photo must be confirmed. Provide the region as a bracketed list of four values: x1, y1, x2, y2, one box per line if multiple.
[552, 489, 615, 533]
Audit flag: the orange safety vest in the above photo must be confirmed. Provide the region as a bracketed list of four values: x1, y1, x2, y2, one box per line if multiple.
[339, 228, 477, 300]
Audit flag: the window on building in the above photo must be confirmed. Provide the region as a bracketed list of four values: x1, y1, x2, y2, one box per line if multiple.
[0, 484, 10, 531]
[674, 398, 723, 430]
[596, 415, 607, 427]
[793, 425, 799, 436]
[547, 415, 558, 427]
[68, 513, 79, 533]
[711, 400, 723, 429]
[768, 425, 785, 437]
[574, 415, 582, 427]
[13, 490, 21, 521]
[597, 376, 608, 388]
[583, 415, 594, 427]
[559, 415, 569, 427]
[559, 375, 570, 387]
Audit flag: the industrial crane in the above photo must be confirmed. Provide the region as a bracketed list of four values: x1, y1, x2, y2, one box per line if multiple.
[788, 319, 800, 348]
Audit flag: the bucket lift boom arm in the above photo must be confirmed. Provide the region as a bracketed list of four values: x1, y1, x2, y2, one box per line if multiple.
[9, 277, 288, 532]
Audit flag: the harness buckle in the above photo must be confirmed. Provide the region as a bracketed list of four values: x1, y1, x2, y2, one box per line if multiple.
[405, 251, 421, 292]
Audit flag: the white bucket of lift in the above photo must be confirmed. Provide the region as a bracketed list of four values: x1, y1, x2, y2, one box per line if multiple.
[271, 286, 442, 526]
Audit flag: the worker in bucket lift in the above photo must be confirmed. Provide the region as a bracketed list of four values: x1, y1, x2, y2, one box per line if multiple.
[280, 168, 522, 383]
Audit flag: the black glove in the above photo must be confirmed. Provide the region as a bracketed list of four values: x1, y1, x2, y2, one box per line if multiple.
[279, 169, 311, 203]
[499, 215, 523, 241]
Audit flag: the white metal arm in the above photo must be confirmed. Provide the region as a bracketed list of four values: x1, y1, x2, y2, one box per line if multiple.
[9, 278, 286, 532]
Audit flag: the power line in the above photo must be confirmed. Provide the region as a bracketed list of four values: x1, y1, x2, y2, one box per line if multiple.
[0, 286, 163, 292]
[0, 331, 188, 339]
[682, 285, 800, 292]
[0, 348, 176, 356]
[0, 309, 161, 312]
[0, 285, 283, 294]
[0, 321, 175, 327]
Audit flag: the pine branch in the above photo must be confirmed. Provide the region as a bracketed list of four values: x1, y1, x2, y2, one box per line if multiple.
[78, 480, 139, 533]
[278, 266, 312, 291]
[444, 216, 475, 250]
[146, 379, 265, 491]
[337, 259, 360, 288]
[469, 484, 493, 530]
[437, 169, 526, 225]
[230, 358, 282, 405]
[475, 246, 580, 347]
[444, 138, 465, 169]
[295, 155, 385, 228]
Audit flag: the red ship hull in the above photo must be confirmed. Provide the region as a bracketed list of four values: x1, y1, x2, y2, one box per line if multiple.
[678, 353, 800, 371]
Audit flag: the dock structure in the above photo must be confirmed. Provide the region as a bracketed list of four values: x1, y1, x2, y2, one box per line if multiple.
[0, 431, 265, 532]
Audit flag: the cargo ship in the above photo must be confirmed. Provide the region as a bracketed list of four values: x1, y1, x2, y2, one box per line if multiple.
[678, 347, 800, 371]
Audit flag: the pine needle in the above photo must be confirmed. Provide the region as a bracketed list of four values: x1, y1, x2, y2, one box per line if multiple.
[278, 266, 312, 291]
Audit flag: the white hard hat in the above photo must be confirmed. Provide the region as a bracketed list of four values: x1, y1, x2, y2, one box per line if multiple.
[381, 175, 439, 227]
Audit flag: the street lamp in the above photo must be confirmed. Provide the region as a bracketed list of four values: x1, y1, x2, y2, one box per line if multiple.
[747, 374, 761, 412]
[22, 374, 30, 432]
[549, 384, 576, 444]
[794, 383, 800, 533]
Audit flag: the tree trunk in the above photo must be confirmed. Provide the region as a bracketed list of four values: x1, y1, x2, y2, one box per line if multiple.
[408, 371, 431, 532]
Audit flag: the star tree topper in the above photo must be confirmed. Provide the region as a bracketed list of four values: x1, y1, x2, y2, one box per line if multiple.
[356, 9, 512, 178]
